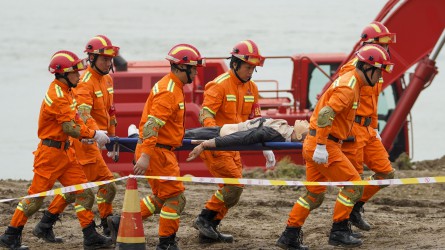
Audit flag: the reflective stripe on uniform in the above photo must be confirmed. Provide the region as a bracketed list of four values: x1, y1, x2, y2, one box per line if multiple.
[142, 196, 156, 213]
[70, 99, 77, 110]
[179, 102, 184, 109]
[167, 79, 175, 92]
[107, 87, 114, 94]
[337, 193, 355, 207]
[95, 90, 103, 97]
[202, 106, 216, 115]
[296, 197, 310, 210]
[244, 95, 254, 103]
[214, 190, 224, 202]
[147, 115, 166, 126]
[226, 95, 236, 102]
[82, 72, 92, 82]
[160, 210, 180, 220]
[44, 93, 53, 106]
[153, 82, 159, 95]
[55, 85, 64, 98]
[215, 73, 230, 83]
[75, 204, 86, 213]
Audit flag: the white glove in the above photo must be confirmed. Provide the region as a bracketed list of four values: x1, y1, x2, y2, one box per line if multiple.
[374, 128, 381, 141]
[128, 124, 139, 138]
[312, 144, 328, 164]
[94, 130, 110, 148]
[263, 150, 276, 169]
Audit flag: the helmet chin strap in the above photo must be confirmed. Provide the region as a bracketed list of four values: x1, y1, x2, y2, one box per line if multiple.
[172, 64, 193, 84]
[360, 67, 377, 87]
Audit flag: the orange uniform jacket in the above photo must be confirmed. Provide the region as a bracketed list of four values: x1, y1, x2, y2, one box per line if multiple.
[138, 72, 186, 156]
[39, 79, 94, 141]
[74, 66, 116, 164]
[310, 70, 363, 144]
[75, 65, 116, 132]
[202, 70, 260, 127]
[339, 57, 380, 128]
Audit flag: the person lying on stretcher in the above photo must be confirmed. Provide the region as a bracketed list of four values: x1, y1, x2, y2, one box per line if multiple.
[185, 118, 309, 168]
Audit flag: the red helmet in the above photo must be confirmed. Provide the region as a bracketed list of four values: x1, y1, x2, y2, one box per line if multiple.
[84, 35, 120, 57]
[360, 21, 396, 44]
[48, 50, 87, 74]
[356, 44, 394, 73]
[231, 40, 265, 67]
[165, 44, 205, 67]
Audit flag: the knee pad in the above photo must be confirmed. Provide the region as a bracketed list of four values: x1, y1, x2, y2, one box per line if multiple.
[221, 185, 244, 208]
[98, 182, 117, 203]
[20, 197, 44, 217]
[164, 193, 186, 215]
[302, 191, 325, 211]
[371, 169, 396, 188]
[62, 192, 76, 204]
[75, 189, 95, 210]
[341, 185, 364, 203]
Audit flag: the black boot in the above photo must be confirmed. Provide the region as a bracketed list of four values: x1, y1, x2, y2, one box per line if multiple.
[156, 234, 179, 250]
[0, 226, 29, 250]
[350, 201, 371, 231]
[106, 215, 120, 245]
[328, 220, 363, 247]
[82, 221, 113, 250]
[100, 215, 112, 237]
[32, 210, 63, 243]
[198, 220, 234, 243]
[276, 226, 308, 250]
[193, 209, 218, 239]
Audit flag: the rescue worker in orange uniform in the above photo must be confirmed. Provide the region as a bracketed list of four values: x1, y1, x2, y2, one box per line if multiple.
[0, 51, 112, 250]
[276, 44, 394, 249]
[193, 40, 266, 243]
[33, 35, 120, 241]
[108, 44, 205, 250]
[340, 22, 397, 231]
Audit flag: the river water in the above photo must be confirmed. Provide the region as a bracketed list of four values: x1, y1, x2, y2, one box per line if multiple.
[0, 0, 443, 179]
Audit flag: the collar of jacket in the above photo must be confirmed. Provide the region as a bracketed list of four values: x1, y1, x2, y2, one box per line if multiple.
[168, 71, 185, 89]
[229, 69, 248, 85]
[54, 79, 71, 92]
[87, 65, 107, 80]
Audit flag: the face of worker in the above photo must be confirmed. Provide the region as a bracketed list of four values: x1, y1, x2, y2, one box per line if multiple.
[235, 62, 256, 82]
[92, 54, 113, 74]
[66, 71, 81, 87]
[364, 65, 382, 86]
[177, 65, 198, 84]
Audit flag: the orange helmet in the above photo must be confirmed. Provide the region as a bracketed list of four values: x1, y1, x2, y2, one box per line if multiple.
[230, 40, 265, 67]
[48, 50, 87, 74]
[356, 44, 394, 73]
[165, 44, 205, 67]
[360, 21, 396, 44]
[84, 35, 120, 57]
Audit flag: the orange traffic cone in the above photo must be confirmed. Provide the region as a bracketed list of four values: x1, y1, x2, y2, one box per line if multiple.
[116, 177, 146, 249]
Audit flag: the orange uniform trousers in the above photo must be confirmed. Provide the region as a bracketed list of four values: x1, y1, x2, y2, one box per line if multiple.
[200, 150, 243, 220]
[342, 123, 394, 202]
[10, 143, 94, 228]
[48, 139, 114, 219]
[287, 136, 362, 227]
[136, 144, 185, 237]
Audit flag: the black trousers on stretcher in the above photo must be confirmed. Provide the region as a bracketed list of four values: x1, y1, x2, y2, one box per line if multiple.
[184, 127, 221, 140]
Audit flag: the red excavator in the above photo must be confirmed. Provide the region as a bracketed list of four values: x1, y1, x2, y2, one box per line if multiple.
[106, 0, 445, 177]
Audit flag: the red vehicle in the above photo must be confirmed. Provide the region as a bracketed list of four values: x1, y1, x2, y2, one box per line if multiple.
[106, 0, 445, 177]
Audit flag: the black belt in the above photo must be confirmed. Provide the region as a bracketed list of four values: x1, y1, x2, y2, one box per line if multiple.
[354, 115, 372, 127]
[155, 143, 174, 151]
[42, 139, 70, 150]
[309, 129, 342, 143]
[137, 138, 174, 151]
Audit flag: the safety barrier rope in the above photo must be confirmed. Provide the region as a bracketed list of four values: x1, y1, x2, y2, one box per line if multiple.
[1, 175, 444, 203]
